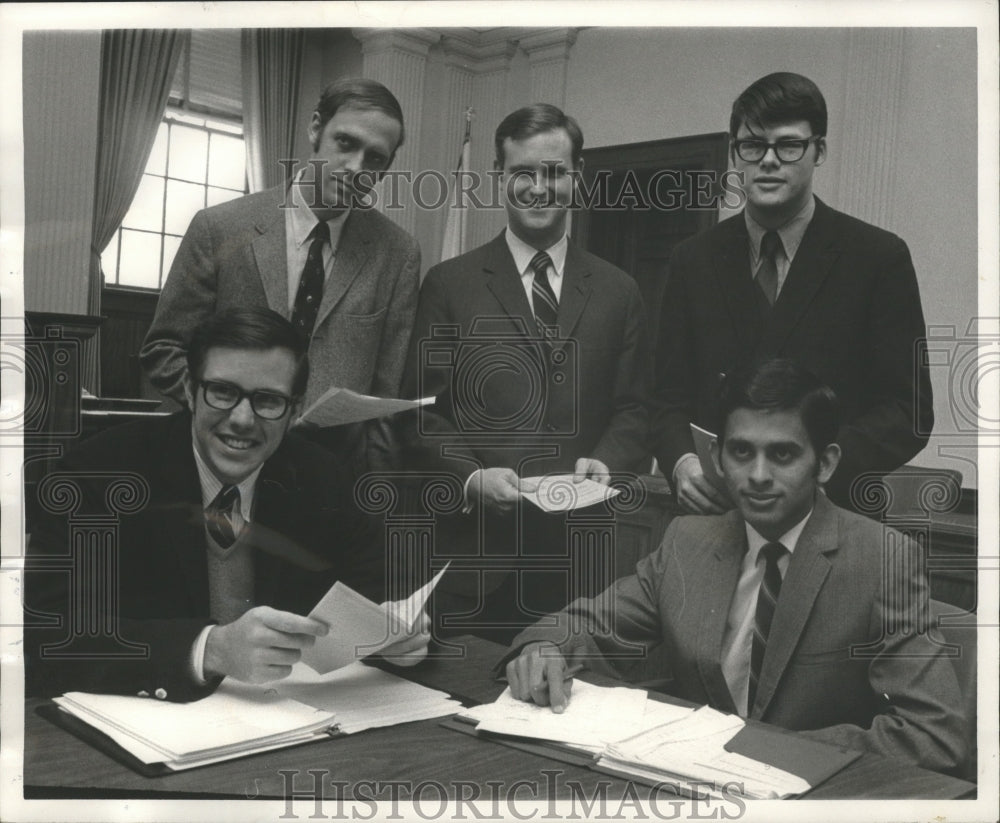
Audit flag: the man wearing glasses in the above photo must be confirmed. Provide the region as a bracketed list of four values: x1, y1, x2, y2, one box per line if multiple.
[653, 71, 932, 514]
[25, 308, 429, 702]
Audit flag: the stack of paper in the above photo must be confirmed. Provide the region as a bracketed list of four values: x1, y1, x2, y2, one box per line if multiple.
[598, 706, 811, 799]
[520, 475, 621, 512]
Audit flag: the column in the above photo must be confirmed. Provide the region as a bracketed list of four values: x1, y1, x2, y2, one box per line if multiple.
[519, 28, 578, 109]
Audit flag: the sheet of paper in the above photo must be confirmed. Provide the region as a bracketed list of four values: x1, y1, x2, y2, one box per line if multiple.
[464, 681, 648, 747]
[297, 387, 434, 427]
[301, 564, 449, 674]
[520, 475, 620, 512]
[690, 423, 728, 495]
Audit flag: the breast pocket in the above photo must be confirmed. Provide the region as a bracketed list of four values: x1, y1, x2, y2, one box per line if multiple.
[317, 307, 389, 390]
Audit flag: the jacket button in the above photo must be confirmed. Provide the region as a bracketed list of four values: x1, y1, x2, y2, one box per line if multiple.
[154, 688, 168, 700]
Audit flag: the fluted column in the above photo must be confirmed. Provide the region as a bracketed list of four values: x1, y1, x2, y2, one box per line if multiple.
[520, 28, 578, 109]
[837, 29, 906, 229]
[354, 28, 438, 235]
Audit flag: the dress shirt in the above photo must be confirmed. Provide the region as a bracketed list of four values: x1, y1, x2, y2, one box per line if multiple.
[720, 508, 813, 717]
[285, 174, 349, 311]
[505, 227, 568, 309]
[189, 441, 263, 683]
[744, 195, 816, 299]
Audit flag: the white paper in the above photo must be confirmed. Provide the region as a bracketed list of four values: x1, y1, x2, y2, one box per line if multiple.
[301, 564, 448, 674]
[690, 423, 728, 495]
[297, 387, 434, 427]
[463, 681, 648, 747]
[520, 475, 620, 512]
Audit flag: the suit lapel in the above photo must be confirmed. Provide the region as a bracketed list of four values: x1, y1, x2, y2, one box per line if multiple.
[558, 242, 593, 343]
[484, 234, 538, 337]
[712, 216, 762, 350]
[695, 515, 747, 715]
[251, 186, 292, 313]
[751, 494, 838, 719]
[314, 208, 370, 330]
[757, 198, 842, 356]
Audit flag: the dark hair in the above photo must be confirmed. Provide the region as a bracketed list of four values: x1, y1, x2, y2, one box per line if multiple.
[186, 307, 310, 397]
[729, 72, 828, 139]
[716, 358, 840, 455]
[311, 77, 405, 155]
[494, 103, 584, 168]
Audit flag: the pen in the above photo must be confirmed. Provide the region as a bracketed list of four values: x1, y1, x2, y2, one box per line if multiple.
[560, 664, 584, 682]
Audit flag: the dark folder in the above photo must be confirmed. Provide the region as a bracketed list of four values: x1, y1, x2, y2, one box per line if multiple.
[724, 723, 862, 788]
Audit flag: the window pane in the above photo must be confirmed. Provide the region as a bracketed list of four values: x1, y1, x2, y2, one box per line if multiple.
[120, 174, 165, 232]
[146, 122, 169, 176]
[162, 235, 183, 285]
[206, 185, 243, 209]
[208, 133, 246, 189]
[117, 230, 162, 289]
[100, 231, 121, 285]
[165, 179, 206, 235]
[168, 124, 208, 183]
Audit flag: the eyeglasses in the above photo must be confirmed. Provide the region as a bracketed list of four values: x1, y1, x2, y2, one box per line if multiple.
[733, 136, 821, 163]
[198, 380, 294, 420]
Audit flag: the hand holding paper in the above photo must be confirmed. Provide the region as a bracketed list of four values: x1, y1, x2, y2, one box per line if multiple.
[521, 474, 620, 512]
[505, 641, 575, 713]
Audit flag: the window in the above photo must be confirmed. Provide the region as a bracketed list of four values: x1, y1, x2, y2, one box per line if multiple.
[101, 110, 247, 290]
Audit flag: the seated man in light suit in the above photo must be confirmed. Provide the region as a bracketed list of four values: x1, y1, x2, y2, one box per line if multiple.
[26, 308, 428, 702]
[506, 359, 967, 777]
[141, 78, 421, 474]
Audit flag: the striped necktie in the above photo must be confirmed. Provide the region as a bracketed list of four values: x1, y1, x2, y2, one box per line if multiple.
[291, 221, 330, 336]
[205, 485, 241, 549]
[748, 541, 786, 712]
[529, 250, 558, 336]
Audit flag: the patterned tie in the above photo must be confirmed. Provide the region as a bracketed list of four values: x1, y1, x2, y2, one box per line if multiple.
[529, 250, 558, 337]
[205, 485, 241, 549]
[748, 541, 786, 712]
[755, 231, 782, 308]
[291, 221, 330, 336]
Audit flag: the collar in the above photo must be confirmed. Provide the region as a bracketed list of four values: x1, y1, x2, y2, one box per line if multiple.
[504, 227, 568, 277]
[289, 170, 350, 250]
[745, 195, 815, 263]
[191, 438, 261, 521]
[744, 506, 814, 564]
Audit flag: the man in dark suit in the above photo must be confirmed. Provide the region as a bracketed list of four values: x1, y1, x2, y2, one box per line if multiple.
[654, 72, 932, 513]
[402, 104, 650, 643]
[140, 78, 421, 473]
[506, 359, 967, 777]
[26, 308, 429, 702]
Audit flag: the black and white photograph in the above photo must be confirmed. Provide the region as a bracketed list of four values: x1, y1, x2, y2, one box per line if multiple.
[1, 2, 996, 821]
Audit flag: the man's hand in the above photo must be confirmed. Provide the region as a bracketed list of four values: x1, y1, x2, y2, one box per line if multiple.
[378, 606, 432, 668]
[468, 468, 536, 514]
[673, 454, 729, 514]
[506, 641, 574, 713]
[203, 606, 328, 683]
[573, 457, 610, 485]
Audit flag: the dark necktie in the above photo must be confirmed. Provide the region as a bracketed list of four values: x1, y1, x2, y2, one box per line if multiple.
[205, 485, 241, 549]
[529, 250, 558, 337]
[748, 541, 786, 712]
[755, 231, 782, 308]
[291, 221, 330, 336]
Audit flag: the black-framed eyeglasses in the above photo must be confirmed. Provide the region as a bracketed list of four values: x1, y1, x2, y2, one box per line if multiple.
[198, 380, 295, 420]
[733, 136, 821, 163]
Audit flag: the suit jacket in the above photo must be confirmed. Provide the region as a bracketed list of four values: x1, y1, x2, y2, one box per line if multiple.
[512, 494, 968, 776]
[139, 185, 421, 470]
[24, 413, 384, 702]
[400, 234, 650, 602]
[653, 198, 933, 505]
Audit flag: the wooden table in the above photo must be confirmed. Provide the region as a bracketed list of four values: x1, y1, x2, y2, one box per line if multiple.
[22, 636, 974, 802]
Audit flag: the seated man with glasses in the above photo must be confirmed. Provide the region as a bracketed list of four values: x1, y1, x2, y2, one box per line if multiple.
[653, 71, 933, 515]
[25, 307, 429, 702]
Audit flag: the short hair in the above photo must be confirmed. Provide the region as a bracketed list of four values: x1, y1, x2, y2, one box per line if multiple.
[716, 358, 840, 455]
[494, 103, 584, 168]
[729, 72, 828, 139]
[186, 307, 310, 398]
[311, 77, 405, 154]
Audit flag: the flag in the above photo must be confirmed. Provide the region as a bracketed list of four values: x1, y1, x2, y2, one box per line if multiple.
[440, 110, 472, 262]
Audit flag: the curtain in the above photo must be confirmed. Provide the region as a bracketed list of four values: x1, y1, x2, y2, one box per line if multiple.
[88, 29, 186, 393]
[242, 29, 304, 193]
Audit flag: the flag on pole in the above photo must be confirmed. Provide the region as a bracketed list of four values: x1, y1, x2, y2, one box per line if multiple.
[440, 108, 473, 262]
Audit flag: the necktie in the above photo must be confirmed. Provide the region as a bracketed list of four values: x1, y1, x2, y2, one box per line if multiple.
[205, 485, 241, 549]
[755, 231, 782, 307]
[748, 541, 786, 712]
[291, 221, 330, 336]
[529, 250, 558, 336]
